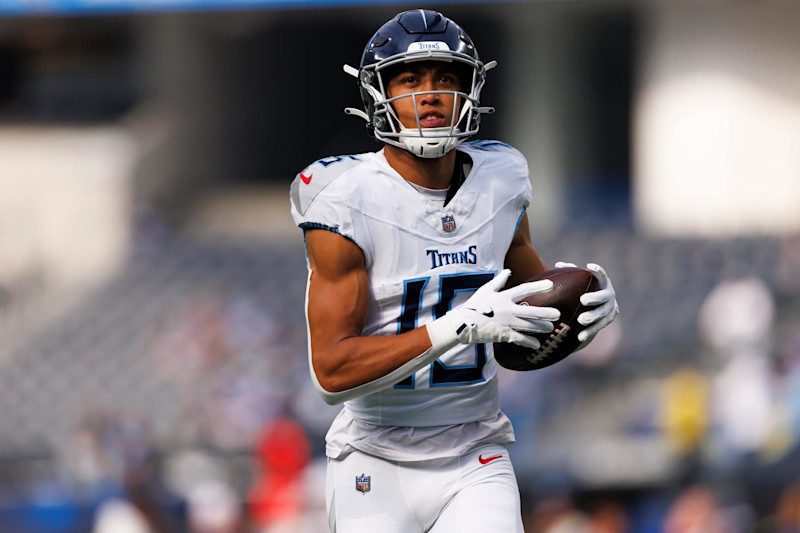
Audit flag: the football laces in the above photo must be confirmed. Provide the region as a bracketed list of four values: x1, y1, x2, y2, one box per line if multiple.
[526, 323, 571, 365]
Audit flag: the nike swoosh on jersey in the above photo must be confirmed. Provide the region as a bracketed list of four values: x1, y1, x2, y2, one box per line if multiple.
[478, 454, 502, 465]
[300, 172, 312, 184]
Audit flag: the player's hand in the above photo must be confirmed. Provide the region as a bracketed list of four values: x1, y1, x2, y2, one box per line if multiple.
[427, 269, 559, 350]
[555, 261, 619, 344]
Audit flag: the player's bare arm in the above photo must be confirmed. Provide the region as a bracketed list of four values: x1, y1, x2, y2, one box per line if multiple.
[305, 228, 432, 394]
[504, 212, 548, 287]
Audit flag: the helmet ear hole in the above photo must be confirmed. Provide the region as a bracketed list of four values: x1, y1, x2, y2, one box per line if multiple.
[360, 88, 376, 118]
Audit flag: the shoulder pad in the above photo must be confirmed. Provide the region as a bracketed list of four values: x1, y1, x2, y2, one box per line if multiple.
[290, 154, 366, 216]
[461, 140, 526, 166]
[463, 140, 516, 153]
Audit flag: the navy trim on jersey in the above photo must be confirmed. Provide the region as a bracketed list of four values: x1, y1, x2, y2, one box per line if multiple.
[512, 207, 526, 237]
[299, 222, 357, 245]
[314, 154, 363, 168]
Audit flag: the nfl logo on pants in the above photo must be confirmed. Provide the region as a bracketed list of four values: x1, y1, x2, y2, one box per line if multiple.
[355, 473, 371, 494]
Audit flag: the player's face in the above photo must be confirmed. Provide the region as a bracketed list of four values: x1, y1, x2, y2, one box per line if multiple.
[385, 62, 463, 130]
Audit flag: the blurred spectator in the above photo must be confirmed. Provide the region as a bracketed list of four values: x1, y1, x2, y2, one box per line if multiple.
[586, 500, 629, 533]
[63, 409, 153, 496]
[712, 352, 775, 464]
[777, 481, 800, 533]
[699, 274, 777, 465]
[187, 480, 243, 533]
[248, 417, 311, 532]
[163, 448, 230, 501]
[698, 273, 775, 358]
[661, 367, 710, 482]
[662, 484, 725, 533]
[526, 494, 591, 533]
[662, 368, 709, 456]
[93, 498, 153, 533]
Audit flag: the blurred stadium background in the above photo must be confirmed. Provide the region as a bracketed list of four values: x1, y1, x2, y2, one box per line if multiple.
[1, 0, 799, 531]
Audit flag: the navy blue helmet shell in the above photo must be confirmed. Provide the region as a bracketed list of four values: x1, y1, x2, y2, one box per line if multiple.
[361, 10, 480, 67]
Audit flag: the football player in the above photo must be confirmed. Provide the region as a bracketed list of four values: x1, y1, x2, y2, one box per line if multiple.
[290, 10, 619, 532]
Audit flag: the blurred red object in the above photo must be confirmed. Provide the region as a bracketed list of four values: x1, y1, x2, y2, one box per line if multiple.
[248, 417, 311, 529]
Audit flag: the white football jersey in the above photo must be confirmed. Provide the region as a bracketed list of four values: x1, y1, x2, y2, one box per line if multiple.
[291, 141, 531, 458]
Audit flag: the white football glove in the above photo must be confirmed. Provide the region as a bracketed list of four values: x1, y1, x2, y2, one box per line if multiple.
[554, 261, 619, 344]
[426, 269, 560, 353]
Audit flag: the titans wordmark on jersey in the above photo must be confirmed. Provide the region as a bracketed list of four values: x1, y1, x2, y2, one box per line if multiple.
[291, 141, 531, 428]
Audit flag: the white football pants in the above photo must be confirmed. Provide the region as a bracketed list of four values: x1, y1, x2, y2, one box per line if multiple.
[325, 444, 524, 533]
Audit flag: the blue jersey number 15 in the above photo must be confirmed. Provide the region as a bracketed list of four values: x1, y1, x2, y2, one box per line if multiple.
[395, 271, 495, 389]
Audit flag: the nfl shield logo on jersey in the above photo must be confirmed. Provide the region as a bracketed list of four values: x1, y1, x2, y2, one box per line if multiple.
[441, 215, 456, 233]
[355, 473, 371, 494]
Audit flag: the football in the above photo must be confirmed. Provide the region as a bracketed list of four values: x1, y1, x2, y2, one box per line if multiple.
[494, 267, 599, 371]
